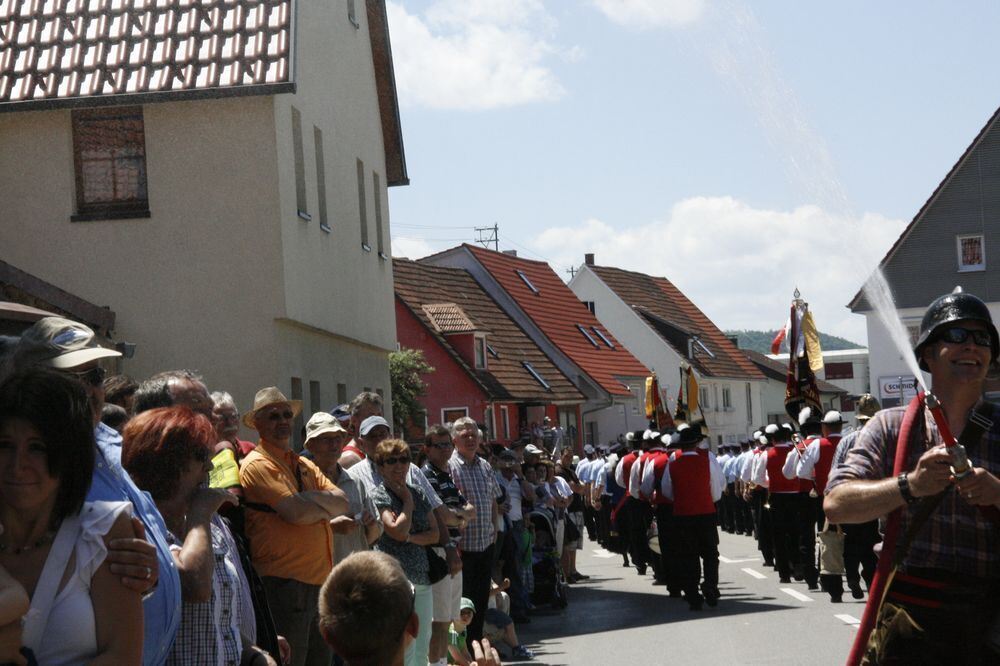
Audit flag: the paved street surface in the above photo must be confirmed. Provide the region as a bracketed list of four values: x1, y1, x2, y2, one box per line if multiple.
[514, 531, 859, 665]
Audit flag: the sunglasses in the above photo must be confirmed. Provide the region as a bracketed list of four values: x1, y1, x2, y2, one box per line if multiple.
[937, 327, 993, 347]
[427, 441, 453, 449]
[267, 410, 295, 421]
[381, 456, 411, 466]
[66, 366, 107, 387]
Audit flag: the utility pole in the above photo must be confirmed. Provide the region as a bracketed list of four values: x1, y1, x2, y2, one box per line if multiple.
[475, 223, 499, 252]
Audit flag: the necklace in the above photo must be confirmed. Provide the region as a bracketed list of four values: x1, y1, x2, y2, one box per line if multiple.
[0, 528, 58, 555]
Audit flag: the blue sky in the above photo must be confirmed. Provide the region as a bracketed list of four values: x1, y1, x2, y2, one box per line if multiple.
[385, 0, 1000, 344]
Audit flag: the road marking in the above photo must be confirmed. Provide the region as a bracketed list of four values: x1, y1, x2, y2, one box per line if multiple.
[720, 556, 759, 564]
[834, 614, 861, 626]
[780, 587, 814, 602]
[741, 567, 767, 579]
[591, 549, 616, 559]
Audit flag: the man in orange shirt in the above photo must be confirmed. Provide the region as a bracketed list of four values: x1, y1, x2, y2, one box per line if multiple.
[239, 387, 350, 666]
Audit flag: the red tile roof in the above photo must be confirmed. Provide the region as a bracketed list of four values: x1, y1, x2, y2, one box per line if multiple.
[393, 259, 584, 404]
[590, 265, 764, 381]
[461, 246, 649, 396]
[421, 303, 480, 334]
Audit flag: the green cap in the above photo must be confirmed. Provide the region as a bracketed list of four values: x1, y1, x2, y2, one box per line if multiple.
[459, 597, 476, 613]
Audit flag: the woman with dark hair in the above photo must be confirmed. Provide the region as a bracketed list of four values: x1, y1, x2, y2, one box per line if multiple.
[0, 368, 142, 664]
[122, 407, 275, 666]
[370, 439, 438, 666]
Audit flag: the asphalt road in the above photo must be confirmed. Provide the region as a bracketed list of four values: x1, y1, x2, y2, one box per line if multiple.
[512, 530, 861, 665]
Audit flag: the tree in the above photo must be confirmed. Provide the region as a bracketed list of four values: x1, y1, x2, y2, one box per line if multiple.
[388, 347, 434, 436]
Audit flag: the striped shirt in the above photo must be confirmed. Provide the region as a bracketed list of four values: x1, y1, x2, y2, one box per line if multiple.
[826, 404, 1000, 579]
[448, 451, 502, 552]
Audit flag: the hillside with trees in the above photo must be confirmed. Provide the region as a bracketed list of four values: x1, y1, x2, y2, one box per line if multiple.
[725, 329, 865, 355]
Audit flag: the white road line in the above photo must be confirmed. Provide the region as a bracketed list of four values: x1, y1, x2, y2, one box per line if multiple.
[834, 614, 861, 626]
[591, 549, 616, 559]
[741, 567, 767, 579]
[720, 556, 760, 564]
[780, 587, 814, 602]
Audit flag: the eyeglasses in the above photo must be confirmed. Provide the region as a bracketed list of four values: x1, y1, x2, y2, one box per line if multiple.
[381, 456, 411, 466]
[937, 327, 993, 347]
[266, 410, 295, 421]
[65, 366, 107, 387]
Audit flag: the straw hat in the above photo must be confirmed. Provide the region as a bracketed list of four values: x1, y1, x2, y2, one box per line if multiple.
[243, 387, 303, 429]
[304, 412, 348, 446]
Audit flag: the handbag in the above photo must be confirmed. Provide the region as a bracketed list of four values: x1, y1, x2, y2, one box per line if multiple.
[426, 546, 449, 584]
[816, 519, 845, 575]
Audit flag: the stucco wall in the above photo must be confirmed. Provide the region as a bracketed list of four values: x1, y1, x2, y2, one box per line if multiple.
[0, 96, 285, 419]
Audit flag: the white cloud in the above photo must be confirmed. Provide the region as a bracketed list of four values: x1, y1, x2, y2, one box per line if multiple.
[386, 1, 570, 110]
[591, 0, 706, 30]
[531, 196, 907, 344]
[391, 235, 436, 260]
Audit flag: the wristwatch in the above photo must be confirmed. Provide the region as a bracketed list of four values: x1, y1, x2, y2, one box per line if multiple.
[897, 472, 918, 504]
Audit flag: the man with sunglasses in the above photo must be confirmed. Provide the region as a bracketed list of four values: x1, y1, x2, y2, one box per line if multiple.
[826, 289, 1000, 663]
[420, 425, 476, 666]
[9, 317, 182, 666]
[240, 387, 350, 666]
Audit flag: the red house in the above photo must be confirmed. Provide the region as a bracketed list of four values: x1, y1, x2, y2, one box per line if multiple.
[394, 259, 584, 445]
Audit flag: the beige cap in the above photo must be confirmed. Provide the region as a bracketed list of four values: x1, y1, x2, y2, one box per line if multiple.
[243, 387, 303, 429]
[14, 316, 120, 369]
[304, 412, 348, 446]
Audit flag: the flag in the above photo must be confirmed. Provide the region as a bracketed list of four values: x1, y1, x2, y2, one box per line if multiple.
[674, 364, 700, 425]
[770, 319, 789, 354]
[674, 369, 688, 423]
[687, 366, 700, 416]
[646, 374, 675, 432]
[784, 299, 823, 420]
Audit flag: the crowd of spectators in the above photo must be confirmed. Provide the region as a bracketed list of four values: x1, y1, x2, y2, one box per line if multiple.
[0, 315, 602, 666]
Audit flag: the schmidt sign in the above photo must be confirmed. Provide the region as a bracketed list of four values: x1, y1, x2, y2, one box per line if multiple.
[878, 376, 918, 401]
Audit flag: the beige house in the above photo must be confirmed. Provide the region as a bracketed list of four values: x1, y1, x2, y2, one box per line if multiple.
[0, 1, 407, 444]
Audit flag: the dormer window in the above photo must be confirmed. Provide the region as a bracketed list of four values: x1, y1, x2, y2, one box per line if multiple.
[592, 327, 615, 349]
[474, 335, 487, 369]
[577, 324, 599, 348]
[516, 270, 540, 294]
[957, 234, 985, 272]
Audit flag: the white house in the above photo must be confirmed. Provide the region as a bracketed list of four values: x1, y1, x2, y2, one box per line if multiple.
[0, 1, 408, 445]
[568, 254, 767, 449]
[768, 348, 869, 421]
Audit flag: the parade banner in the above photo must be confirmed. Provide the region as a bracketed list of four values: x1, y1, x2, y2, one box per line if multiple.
[784, 295, 823, 420]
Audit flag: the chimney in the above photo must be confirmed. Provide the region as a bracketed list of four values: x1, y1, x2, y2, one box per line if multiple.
[584, 253, 594, 266]
[502, 250, 518, 257]
[728, 335, 740, 348]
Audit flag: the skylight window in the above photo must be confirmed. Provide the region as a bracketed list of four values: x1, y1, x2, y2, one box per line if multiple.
[592, 327, 615, 349]
[577, 324, 600, 348]
[487, 345, 499, 359]
[516, 270, 540, 295]
[522, 361, 551, 390]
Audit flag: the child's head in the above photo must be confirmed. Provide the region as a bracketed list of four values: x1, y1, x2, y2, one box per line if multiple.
[455, 597, 476, 628]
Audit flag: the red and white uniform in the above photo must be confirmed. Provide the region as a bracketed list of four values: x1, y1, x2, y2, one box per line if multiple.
[659, 450, 725, 516]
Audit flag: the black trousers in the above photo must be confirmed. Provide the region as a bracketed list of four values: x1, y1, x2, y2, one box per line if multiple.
[795, 492, 818, 586]
[624, 497, 652, 569]
[461, 544, 496, 642]
[597, 497, 613, 545]
[583, 503, 598, 540]
[844, 520, 879, 591]
[751, 488, 773, 561]
[767, 492, 801, 579]
[669, 514, 719, 602]
[654, 503, 678, 591]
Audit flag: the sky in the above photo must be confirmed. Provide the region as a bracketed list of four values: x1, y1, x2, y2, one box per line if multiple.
[384, 0, 1000, 345]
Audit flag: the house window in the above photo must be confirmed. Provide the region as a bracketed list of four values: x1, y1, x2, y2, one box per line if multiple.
[357, 158, 370, 251]
[722, 387, 732, 411]
[72, 106, 150, 221]
[522, 362, 551, 390]
[484, 406, 494, 440]
[291, 377, 304, 450]
[315, 126, 329, 231]
[348, 0, 360, 27]
[309, 380, 322, 414]
[516, 270, 540, 294]
[442, 407, 469, 424]
[576, 324, 600, 348]
[582, 301, 596, 315]
[699, 387, 709, 410]
[745, 382, 752, 421]
[337, 383, 348, 405]
[291, 106, 309, 221]
[905, 321, 920, 347]
[825, 362, 854, 380]
[957, 234, 985, 272]
[840, 395, 855, 412]
[373, 172, 386, 258]
[500, 405, 510, 440]
[474, 336, 487, 369]
[487, 344, 499, 359]
[592, 327, 615, 348]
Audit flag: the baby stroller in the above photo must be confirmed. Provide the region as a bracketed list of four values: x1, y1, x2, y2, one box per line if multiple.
[528, 508, 568, 609]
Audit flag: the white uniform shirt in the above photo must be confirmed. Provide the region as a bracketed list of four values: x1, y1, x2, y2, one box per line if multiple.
[796, 437, 823, 480]
[750, 449, 770, 488]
